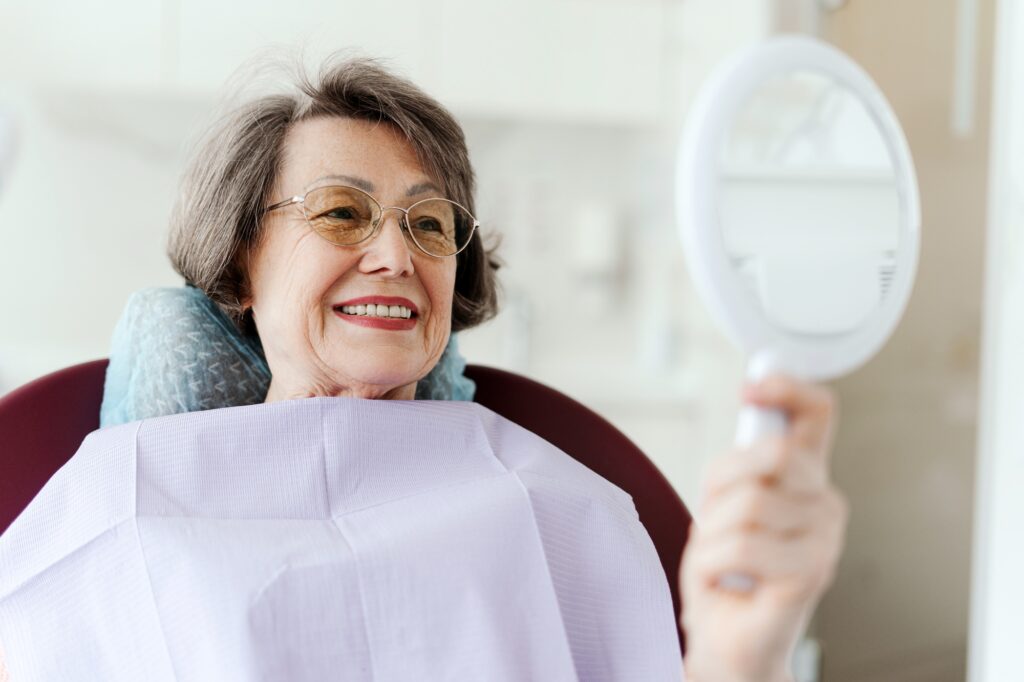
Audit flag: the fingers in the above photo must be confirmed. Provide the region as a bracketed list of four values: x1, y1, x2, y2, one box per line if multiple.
[698, 437, 828, 509]
[689, 530, 821, 587]
[684, 487, 848, 602]
[699, 374, 836, 510]
[686, 428, 848, 606]
[743, 375, 837, 454]
[685, 528, 841, 604]
[697, 483, 819, 537]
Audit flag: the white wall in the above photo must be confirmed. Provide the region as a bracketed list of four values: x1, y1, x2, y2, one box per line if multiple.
[0, 88, 198, 389]
[969, 0, 1024, 679]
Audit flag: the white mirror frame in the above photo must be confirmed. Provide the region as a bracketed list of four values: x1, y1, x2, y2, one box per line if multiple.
[676, 35, 921, 381]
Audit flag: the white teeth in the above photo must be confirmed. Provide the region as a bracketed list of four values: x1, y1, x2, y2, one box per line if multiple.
[339, 303, 413, 319]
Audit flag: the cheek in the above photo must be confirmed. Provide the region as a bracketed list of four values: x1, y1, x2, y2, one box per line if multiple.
[249, 235, 350, 336]
[428, 262, 458, 325]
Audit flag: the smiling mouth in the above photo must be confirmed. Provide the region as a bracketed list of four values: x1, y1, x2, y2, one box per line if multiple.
[333, 303, 417, 320]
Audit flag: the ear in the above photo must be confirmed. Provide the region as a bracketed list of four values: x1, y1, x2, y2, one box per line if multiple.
[234, 247, 255, 311]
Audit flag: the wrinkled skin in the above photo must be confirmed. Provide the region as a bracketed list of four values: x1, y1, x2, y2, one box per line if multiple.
[246, 116, 457, 403]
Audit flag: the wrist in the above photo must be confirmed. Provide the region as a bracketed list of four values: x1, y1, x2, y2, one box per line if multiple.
[684, 655, 793, 682]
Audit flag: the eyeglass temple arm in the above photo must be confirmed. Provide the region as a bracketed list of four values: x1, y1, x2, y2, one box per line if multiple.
[263, 196, 304, 214]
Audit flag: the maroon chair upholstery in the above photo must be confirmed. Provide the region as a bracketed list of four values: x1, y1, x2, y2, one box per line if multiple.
[0, 359, 109, 537]
[0, 360, 691, 652]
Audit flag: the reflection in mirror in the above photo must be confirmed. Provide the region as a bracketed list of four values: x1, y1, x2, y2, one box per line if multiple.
[717, 71, 900, 338]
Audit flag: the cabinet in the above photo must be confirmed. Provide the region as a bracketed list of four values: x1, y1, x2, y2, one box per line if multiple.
[173, 0, 667, 124]
[174, 0, 430, 93]
[0, 0, 164, 89]
[0, 0, 668, 125]
[429, 0, 666, 123]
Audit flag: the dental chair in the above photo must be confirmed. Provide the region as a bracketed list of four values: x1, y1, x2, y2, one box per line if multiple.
[0, 360, 691, 652]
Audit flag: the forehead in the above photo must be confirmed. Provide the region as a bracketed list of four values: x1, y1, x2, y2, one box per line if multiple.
[278, 116, 430, 192]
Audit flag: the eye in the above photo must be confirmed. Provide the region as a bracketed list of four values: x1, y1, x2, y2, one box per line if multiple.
[326, 205, 359, 221]
[412, 217, 444, 233]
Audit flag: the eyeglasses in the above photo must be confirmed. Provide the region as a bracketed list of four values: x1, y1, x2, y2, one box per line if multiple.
[263, 185, 480, 258]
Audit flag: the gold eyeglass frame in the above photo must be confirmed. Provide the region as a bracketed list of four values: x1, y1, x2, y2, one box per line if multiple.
[263, 185, 480, 258]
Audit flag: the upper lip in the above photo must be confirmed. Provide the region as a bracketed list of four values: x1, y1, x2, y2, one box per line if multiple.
[334, 296, 419, 316]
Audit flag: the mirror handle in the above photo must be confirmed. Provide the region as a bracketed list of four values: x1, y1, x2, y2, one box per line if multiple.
[718, 352, 789, 594]
[735, 351, 789, 448]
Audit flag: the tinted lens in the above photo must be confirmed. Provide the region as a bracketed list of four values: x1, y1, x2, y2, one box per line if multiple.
[406, 199, 475, 256]
[303, 186, 379, 245]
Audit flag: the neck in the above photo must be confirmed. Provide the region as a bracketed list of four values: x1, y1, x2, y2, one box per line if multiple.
[263, 379, 417, 403]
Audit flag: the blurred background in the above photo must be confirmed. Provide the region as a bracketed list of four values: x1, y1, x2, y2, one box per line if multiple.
[1, 0, 1021, 680]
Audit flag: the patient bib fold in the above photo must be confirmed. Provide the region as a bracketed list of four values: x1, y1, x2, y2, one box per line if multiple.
[0, 398, 681, 681]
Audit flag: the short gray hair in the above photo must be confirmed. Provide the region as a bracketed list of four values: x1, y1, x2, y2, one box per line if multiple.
[168, 56, 500, 335]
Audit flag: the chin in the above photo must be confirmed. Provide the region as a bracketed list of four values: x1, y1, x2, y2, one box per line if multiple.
[333, 352, 426, 390]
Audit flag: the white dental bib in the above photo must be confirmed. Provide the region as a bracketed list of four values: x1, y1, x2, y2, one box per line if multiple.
[0, 398, 681, 681]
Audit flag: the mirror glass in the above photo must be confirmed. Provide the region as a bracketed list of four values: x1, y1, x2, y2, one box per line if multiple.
[717, 71, 900, 340]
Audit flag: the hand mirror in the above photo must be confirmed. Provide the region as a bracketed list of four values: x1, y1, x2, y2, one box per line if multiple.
[677, 35, 921, 449]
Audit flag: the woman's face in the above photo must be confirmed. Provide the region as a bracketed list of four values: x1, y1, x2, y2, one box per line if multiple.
[245, 116, 456, 401]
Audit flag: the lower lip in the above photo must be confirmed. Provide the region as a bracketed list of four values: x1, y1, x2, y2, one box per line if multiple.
[333, 309, 418, 331]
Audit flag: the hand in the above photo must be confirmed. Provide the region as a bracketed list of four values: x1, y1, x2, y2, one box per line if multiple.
[680, 375, 848, 682]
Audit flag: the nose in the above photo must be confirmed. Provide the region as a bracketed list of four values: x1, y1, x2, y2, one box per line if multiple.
[358, 209, 415, 277]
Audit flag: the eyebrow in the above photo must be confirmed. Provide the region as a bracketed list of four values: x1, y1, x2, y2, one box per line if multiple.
[404, 181, 442, 197]
[308, 175, 443, 198]
[310, 174, 375, 193]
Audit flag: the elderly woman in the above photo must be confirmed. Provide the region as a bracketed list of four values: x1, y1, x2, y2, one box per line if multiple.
[0, 58, 845, 682]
